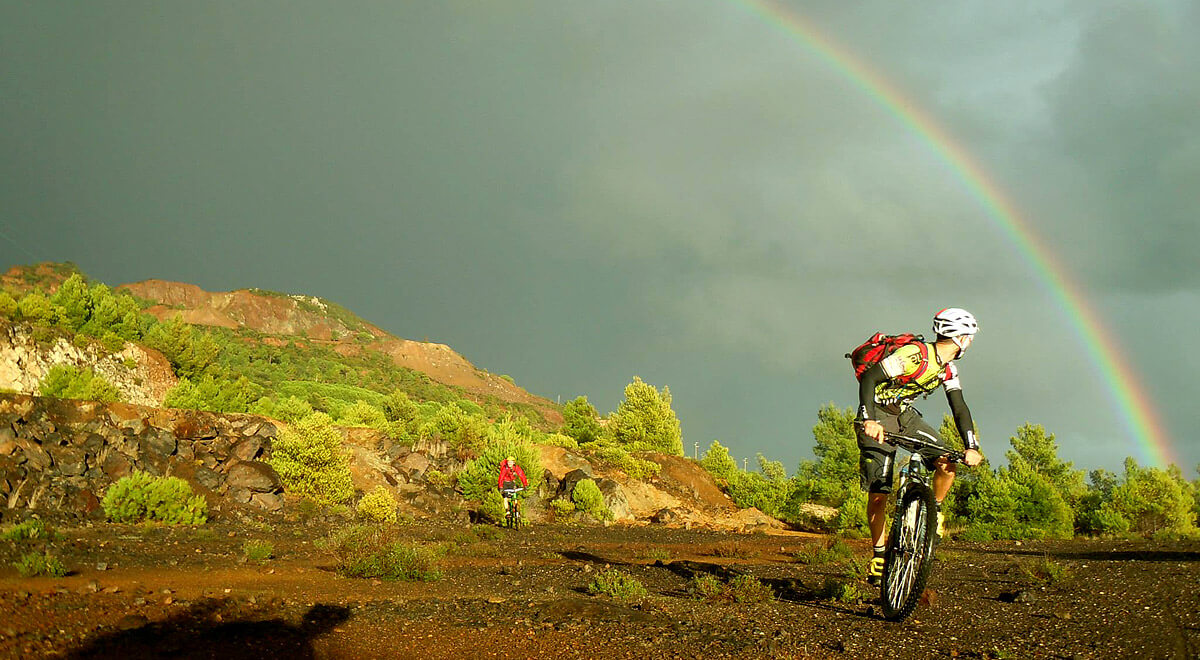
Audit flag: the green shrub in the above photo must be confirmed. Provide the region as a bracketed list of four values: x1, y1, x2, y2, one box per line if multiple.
[690, 574, 773, 603]
[588, 569, 648, 600]
[38, 365, 120, 403]
[560, 396, 603, 445]
[267, 412, 354, 505]
[572, 479, 612, 521]
[14, 551, 67, 578]
[101, 471, 207, 525]
[357, 486, 399, 524]
[0, 291, 16, 319]
[549, 498, 576, 518]
[243, 539, 274, 562]
[340, 400, 388, 429]
[424, 469, 457, 490]
[1018, 555, 1072, 586]
[594, 443, 660, 480]
[319, 524, 442, 581]
[538, 433, 579, 450]
[0, 519, 59, 542]
[164, 374, 262, 413]
[819, 577, 867, 604]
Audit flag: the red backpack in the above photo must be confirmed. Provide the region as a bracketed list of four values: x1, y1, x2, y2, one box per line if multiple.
[846, 333, 930, 383]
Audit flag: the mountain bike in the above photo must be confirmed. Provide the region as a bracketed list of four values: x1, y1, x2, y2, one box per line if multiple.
[501, 486, 525, 529]
[879, 432, 965, 622]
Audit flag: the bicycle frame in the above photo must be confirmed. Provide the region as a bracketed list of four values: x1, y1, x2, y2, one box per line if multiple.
[878, 432, 964, 621]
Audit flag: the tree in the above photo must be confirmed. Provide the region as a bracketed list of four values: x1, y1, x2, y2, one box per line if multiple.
[1102, 459, 1197, 536]
[609, 377, 683, 455]
[699, 440, 738, 483]
[560, 396, 603, 445]
[49, 273, 92, 331]
[793, 404, 859, 505]
[1006, 423, 1085, 508]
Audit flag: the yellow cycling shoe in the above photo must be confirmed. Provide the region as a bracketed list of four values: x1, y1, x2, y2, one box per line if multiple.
[867, 553, 885, 585]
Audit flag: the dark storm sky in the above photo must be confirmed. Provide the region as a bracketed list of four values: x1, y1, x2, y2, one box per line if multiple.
[2, 1, 1197, 473]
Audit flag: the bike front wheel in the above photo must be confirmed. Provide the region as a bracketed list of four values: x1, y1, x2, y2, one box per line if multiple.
[880, 484, 938, 621]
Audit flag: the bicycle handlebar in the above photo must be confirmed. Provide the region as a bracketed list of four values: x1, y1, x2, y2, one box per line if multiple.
[883, 432, 967, 464]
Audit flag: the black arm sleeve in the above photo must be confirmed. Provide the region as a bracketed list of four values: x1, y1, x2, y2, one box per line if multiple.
[857, 363, 886, 421]
[945, 388, 978, 450]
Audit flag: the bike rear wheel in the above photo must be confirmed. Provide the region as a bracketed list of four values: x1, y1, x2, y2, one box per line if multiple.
[880, 484, 938, 621]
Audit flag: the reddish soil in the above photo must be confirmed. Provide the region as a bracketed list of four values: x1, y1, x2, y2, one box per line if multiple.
[1, 514, 1196, 659]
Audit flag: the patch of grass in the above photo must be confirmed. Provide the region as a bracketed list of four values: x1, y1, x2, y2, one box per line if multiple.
[708, 540, 757, 559]
[14, 551, 68, 578]
[0, 519, 59, 542]
[588, 569, 649, 601]
[690, 574, 774, 603]
[319, 524, 442, 581]
[1018, 555, 1072, 586]
[243, 539, 274, 562]
[637, 547, 672, 563]
[792, 537, 854, 565]
[818, 576, 868, 604]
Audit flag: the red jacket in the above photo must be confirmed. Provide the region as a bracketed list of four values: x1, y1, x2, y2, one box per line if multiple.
[497, 461, 528, 489]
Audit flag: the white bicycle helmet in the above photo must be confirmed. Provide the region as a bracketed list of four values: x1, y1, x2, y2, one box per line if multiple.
[933, 308, 978, 356]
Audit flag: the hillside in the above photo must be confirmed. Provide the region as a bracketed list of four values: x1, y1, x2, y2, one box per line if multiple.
[1, 262, 560, 426]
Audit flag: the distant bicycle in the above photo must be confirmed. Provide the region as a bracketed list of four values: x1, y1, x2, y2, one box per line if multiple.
[879, 432, 965, 622]
[501, 486, 525, 529]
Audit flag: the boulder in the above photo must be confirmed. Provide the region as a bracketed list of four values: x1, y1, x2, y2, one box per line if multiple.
[194, 466, 222, 492]
[18, 440, 52, 471]
[102, 452, 133, 480]
[398, 452, 431, 478]
[651, 508, 682, 525]
[231, 438, 263, 462]
[225, 461, 283, 493]
[597, 478, 634, 522]
[48, 447, 86, 476]
[250, 491, 284, 512]
[142, 428, 177, 459]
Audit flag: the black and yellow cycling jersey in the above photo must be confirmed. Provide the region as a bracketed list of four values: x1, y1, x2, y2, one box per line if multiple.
[873, 342, 960, 408]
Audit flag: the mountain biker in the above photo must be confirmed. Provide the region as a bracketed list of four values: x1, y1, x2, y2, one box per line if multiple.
[856, 308, 984, 584]
[498, 456, 528, 517]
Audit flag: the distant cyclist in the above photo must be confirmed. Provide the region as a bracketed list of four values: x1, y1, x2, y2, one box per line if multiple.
[497, 456, 528, 517]
[855, 308, 984, 584]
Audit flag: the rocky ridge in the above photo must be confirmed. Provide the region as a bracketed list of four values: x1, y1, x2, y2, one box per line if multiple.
[0, 393, 780, 533]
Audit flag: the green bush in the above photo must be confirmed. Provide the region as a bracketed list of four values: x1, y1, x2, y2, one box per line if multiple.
[1102, 459, 1197, 536]
[572, 479, 612, 521]
[593, 442, 660, 480]
[357, 486, 399, 524]
[549, 498, 576, 518]
[164, 374, 262, 413]
[560, 396, 603, 445]
[964, 464, 1074, 540]
[38, 365, 120, 403]
[267, 412, 354, 506]
[101, 471, 208, 525]
[243, 539, 274, 562]
[479, 490, 505, 524]
[538, 433, 579, 450]
[0, 291, 17, 319]
[340, 400, 388, 429]
[14, 551, 67, 578]
[588, 569, 648, 600]
[319, 524, 442, 581]
[690, 574, 773, 603]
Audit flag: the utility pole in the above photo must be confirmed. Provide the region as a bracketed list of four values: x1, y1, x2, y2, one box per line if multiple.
[694, 442, 699, 460]
[743, 457, 748, 472]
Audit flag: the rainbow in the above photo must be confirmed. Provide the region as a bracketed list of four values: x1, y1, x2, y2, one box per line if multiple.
[736, 0, 1176, 468]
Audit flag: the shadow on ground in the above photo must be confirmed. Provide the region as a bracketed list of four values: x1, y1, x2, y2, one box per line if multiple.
[63, 600, 350, 660]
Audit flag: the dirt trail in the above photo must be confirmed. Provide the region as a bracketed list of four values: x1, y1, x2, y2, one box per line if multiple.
[0, 519, 1197, 659]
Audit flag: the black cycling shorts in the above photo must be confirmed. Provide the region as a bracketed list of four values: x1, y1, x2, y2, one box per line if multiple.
[856, 407, 946, 494]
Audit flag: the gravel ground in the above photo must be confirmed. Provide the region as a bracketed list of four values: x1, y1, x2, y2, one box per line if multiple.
[0, 516, 1196, 659]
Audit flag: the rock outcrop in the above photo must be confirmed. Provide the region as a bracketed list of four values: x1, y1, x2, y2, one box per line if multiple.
[0, 323, 177, 407]
[0, 394, 280, 519]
